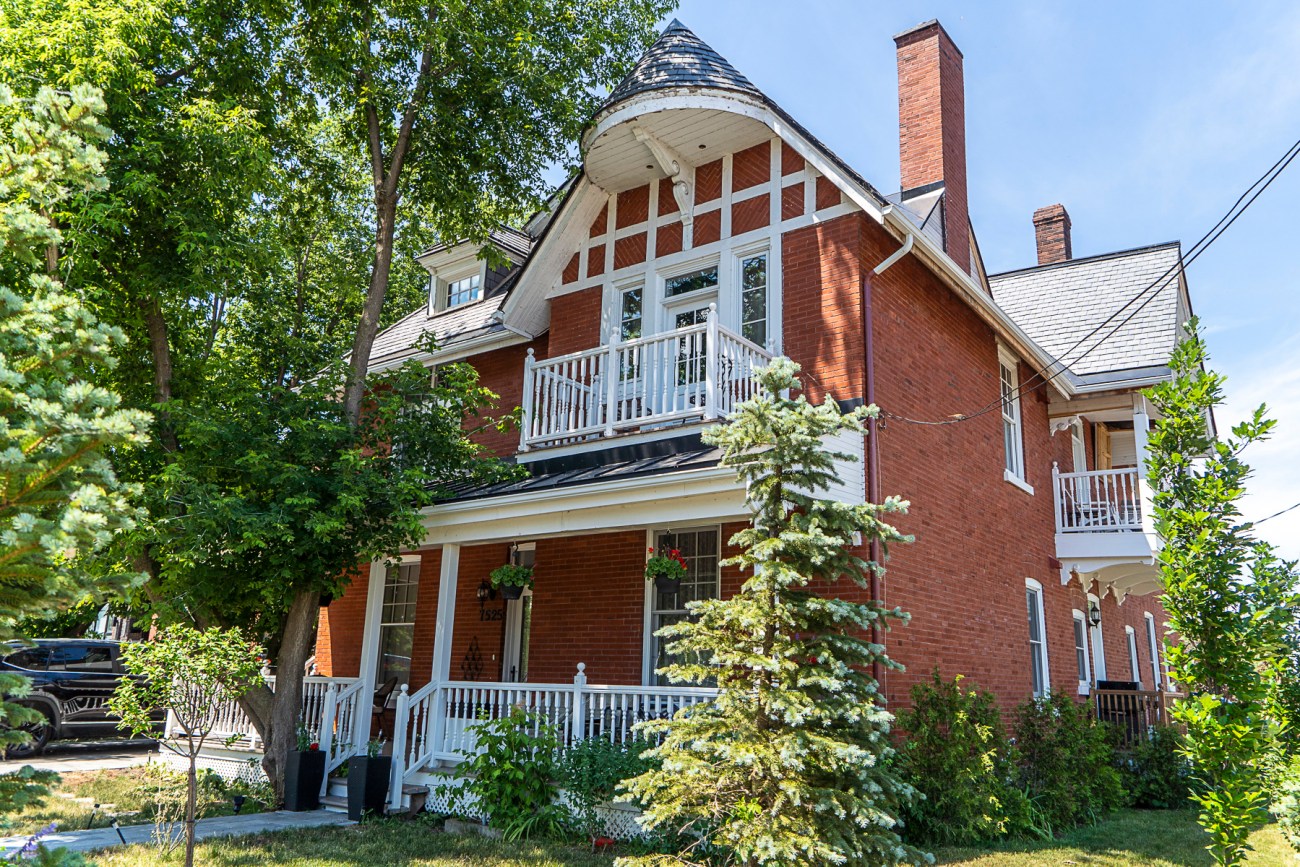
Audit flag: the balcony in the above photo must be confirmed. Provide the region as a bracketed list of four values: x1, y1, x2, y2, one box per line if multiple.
[1052, 465, 1162, 598]
[520, 315, 772, 452]
[1053, 467, 1143, 534]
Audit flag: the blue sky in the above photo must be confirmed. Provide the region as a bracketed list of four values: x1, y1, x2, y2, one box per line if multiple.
[666, 1, 1300, 557]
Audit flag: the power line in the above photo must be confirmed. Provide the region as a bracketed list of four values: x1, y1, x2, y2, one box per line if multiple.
[1256, 501, 1300, 526]
[882, 136, 1300, 427]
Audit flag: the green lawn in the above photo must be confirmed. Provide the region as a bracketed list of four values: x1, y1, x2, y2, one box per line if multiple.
[3, 764, 270, 838]
[84, 809, 1294, 866]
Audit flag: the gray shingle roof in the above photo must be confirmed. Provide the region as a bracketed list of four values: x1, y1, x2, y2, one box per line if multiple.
[989, 243, 1184, 378]
[603, 19, 760, 107]
[366, 294, 507, 369]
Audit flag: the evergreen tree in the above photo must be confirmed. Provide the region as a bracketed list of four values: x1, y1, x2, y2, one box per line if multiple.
[619, 358, 929, 867]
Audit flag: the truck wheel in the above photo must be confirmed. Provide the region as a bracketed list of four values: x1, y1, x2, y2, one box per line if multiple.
[5, 707, 53, 759]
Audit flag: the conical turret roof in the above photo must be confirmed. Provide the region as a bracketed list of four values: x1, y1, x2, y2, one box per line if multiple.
[603, 19, 761, 108]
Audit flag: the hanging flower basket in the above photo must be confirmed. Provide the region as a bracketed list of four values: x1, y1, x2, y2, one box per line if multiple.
[490, 563, 533, 600]
[645, 546, 688, 594]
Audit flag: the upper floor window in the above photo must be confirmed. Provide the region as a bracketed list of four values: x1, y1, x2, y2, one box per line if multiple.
[999, 349, 1028, 488]
[665, 265, 718, 298]
[445, 273, 482, 309]
[619, 284, 643, 341]
[1072, 609, 1091, 694]
[740, 253, 768, 347]
[1025, 578, 1050, 698]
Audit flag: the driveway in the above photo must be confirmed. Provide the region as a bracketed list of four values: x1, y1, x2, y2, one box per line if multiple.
[0, 739, 156, 774]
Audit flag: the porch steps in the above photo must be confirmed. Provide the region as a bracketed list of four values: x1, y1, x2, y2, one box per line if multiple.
[321, 795, 348, 814]
[318, 780, 428, 815]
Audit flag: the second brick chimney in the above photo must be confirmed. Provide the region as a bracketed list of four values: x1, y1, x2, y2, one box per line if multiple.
[1032, 204, 1072, 265]
[895, 20, 969, 272]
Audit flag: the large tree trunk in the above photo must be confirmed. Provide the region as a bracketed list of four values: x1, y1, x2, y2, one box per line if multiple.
[139, 292, 180, 453]
[255, 589, 321, 801]
[342, 193, 397, 426]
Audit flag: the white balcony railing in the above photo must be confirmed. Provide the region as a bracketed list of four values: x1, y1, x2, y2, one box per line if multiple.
[520, 306, 772, 450]
[388, 663, 717, 809]
[1053, 466, 1144, 533]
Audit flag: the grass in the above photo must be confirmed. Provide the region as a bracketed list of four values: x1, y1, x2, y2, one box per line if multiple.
[78, 809, 1294, 866]
[2, 764, 271, 838]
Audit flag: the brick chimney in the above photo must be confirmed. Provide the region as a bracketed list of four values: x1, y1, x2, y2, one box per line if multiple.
[895, 20, 969, 272]
[1032, 204, 1072, 265]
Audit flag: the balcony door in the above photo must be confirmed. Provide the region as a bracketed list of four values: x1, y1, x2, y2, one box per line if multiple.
[501, 544, 534, 683]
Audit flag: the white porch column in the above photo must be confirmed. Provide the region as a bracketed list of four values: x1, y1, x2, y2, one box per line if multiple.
[1133, 394, 1156, 535]
[430, 544, 461, 683]
[354, 559, 387, 751]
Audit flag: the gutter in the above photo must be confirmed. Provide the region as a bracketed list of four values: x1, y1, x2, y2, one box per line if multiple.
[862, 231, 914, 688]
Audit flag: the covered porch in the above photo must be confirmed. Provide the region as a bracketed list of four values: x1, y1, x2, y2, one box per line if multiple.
[313, 457, 758, 808]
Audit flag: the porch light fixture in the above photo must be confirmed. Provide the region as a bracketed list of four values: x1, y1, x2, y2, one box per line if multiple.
[1088, 601, 1102, 628]
[476, 580, 496, 605]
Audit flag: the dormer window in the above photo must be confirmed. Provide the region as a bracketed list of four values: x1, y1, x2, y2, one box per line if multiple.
[445, 273, 482, 308]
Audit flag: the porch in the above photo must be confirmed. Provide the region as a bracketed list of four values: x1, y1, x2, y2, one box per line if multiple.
[520, 310, 772, 452]
[1094, 686, 1182, 750]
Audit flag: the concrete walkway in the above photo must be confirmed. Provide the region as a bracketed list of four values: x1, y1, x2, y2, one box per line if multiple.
[0, 740, 155, 774]
[0, 809, 354, 856]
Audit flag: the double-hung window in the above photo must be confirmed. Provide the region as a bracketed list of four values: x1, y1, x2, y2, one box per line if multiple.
[1025, 579, 1050, 698]
[1072, 610, 1092, 694]
[739, 252, 768, 347]
[647, 528, 720, 686]
[1125, 626, 1142, 687]
[619, 284, 643, 342]
[999, 348, 1028, 489]
[377, 561, 420, 687]
[1145, 613, 1164, 690]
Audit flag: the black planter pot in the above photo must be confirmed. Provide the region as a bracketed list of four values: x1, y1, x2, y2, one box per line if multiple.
[499, 583, 524, 600]
[653, 575, 681, 595]
[283, 750, 325, 811]
[347, 755, 393, 820]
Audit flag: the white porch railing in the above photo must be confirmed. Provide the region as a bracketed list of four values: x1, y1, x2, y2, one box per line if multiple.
[164, 675, 363, 758]
[520, 308, 772, 450]
[388, 663, 717, 810]
[1053, 465, 1144, 533]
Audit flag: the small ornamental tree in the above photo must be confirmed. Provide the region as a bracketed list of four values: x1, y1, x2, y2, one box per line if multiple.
[619, 358, 928, 867]
[1145, 321, 1300, 866]
[111, 626, 265, 867]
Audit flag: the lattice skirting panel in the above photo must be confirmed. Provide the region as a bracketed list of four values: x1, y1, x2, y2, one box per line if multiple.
[155, 747, 268, 784]
[418, 771, 646, 840]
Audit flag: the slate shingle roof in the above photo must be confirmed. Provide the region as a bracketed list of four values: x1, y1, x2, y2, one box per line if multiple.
[603, 19, 760, 108]
[989, 243, 1184, 379]
[366, 294, 507, 369]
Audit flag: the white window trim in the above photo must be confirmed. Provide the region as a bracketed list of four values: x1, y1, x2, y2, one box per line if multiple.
[375, 557, 423, 684]
[428, 262, 487, 315]
[999, 346, 1031, 494]
[1072, 609, 1092, 695]
[642, 525, 722, 686]
[1144, 612, 1166, 691]
[1025, 578, 1051, 698]
[1125, 625, 1142, 688]
[732, 239, 773, 351]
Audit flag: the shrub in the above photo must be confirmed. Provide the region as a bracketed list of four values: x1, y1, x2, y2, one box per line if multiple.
[556, 736, 655, 840]
[1120, 724, 1191, 809]
[439, 707, 570, 841]
[897, 672, 1030, 846]
[1013, 693, 1125, 834]
[1270, 755, 1300, 854]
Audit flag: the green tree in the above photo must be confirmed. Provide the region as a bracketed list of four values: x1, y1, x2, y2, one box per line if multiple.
[1145, 321, 1299, 865]
[0, 83, 148, 861]
[619, 358, 926, 867]
[111, 626, 264, 867]
[1, 0, 673, 794]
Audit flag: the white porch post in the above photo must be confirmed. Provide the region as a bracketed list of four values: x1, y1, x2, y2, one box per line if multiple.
[354, 559, 387, 753]
[427, 544, 460, 760]
[1133, 394, 1156, 535]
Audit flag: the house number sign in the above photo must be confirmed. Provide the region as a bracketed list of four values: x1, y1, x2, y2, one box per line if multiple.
[480, 607, 504, 622]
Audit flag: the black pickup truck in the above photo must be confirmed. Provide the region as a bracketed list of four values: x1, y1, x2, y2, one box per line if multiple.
[1, 639, 164, 758]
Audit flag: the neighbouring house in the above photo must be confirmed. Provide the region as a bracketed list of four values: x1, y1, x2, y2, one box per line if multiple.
[181, 18, 1188, 805]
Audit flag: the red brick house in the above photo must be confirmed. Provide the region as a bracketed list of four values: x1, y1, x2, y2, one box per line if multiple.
[293, 19, 1187, 802]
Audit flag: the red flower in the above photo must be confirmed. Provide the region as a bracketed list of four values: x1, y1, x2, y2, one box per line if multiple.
[309, 742, 320, 751]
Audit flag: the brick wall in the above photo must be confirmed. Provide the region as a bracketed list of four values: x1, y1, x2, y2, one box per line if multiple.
[315, 566, 369, 677]
[465, 338, 546, 458]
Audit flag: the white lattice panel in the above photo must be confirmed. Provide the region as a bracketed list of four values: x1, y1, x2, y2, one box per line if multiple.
[155, 748, 267, 784]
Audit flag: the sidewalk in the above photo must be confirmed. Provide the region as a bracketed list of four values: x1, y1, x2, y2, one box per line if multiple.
[0, 809, 354, 856]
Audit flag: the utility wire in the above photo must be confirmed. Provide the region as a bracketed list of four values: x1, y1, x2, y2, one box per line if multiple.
[882, 136, 1300, 427]
[1255, 501, 1300, 526]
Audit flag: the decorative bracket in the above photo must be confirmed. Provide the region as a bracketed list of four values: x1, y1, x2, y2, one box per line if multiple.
[1050, 415, 1081, 436]
[633, 126, 694, 227]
